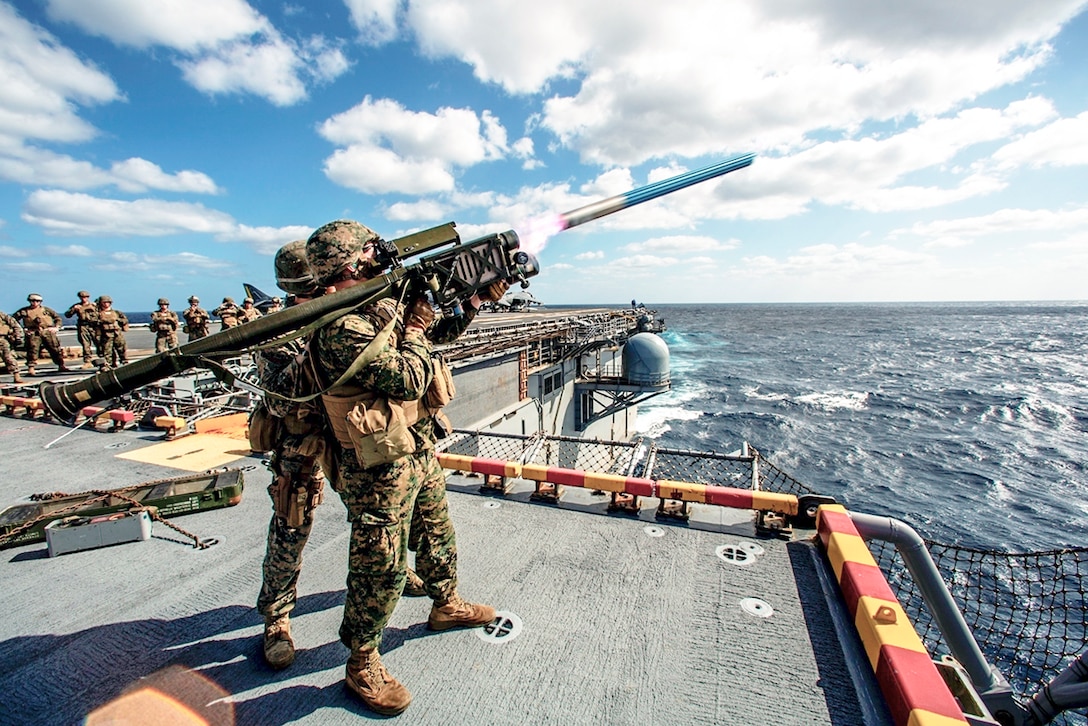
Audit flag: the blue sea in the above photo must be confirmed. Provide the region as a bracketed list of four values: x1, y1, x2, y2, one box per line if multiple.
[633, 302, 1088, 551]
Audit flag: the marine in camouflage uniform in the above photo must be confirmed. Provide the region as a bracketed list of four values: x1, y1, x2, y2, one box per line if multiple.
[254, 241, 333, 670]
[182, 296, 210, 341]
[239, 297, 262, 323]
[64, 290, 100, 368]
[213, 297, 242, 331]
[95, 296, 128, 369]
[0, 311, 24, 383]
[306, 220, 504, 716]
[13, 293, 68, 375]
[151, 298, 180, 353]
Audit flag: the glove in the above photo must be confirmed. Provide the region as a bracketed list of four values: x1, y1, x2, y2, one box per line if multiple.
[405, 298, 435, 330]
[480, 280, 510, 302]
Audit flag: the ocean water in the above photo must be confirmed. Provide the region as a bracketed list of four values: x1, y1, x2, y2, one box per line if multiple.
[634, 302, 1088, 551]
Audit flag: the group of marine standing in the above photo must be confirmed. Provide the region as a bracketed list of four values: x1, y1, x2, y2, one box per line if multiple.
[0, 291, 273, 384]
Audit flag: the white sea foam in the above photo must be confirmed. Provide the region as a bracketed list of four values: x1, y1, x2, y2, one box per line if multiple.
[796, 390, 870, 411]
[634, 405, 701, 438]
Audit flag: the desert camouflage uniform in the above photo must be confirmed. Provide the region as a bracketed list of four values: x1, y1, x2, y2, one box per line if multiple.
[255, 336, 332, 622]
[151, 309, 180, 352]
[96, 305, 129, 368]
[13, 303, 66, 371]
[240, 302, 262, 323]
[182, 304, 210, 341]
[314, 297, 476, 651]
[0, 312, 23, 381]
[213, 300, 242, 331]
[64, 298, 100, 363]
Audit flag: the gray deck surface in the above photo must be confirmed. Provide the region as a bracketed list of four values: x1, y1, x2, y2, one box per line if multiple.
[0, 401, 882, 725]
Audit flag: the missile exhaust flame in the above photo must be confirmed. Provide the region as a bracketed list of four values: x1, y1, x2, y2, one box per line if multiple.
[520, 152, 755, 256]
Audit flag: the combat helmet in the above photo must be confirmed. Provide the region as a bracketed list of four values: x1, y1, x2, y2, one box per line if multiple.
[188, 295, 199, 304]
[274, 240, 321, 296]
[78, 291, 90, 298]
[97, 295, 112, 304]
[27, 293, 43, 302]
[243, 297, 254, 304]
[158, 298, 169, 306]
[306, 220, 380, 286]
[223, 297, 234, 304]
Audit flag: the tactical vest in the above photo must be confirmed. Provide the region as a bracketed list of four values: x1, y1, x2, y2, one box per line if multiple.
[0, 317, 11, 336]
[69, 302, 98, 325]
[184, 308, 208, 325]
[99, 309, 123, 333]
[152, 311, 178, 332]
[22, 307, 52, 331]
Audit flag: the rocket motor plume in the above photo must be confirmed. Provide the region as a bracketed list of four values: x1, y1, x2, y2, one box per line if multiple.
[519, 152, 755, 255]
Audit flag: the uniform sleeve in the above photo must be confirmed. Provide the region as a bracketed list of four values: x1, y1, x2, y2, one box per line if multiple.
[428, 305, 477, 344]
[317, 312, 433, 401]
[48, 308, 63, 326]
[64, 305, 76, 318]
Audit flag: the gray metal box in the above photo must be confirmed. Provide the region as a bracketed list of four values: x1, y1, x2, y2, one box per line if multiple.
[45, 510, 153, 557]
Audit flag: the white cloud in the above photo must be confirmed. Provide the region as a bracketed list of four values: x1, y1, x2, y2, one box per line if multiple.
[343, 0, 400, 43]
[574, 250, 604, 260]
[20, 190, 308, 254]
[613, 254, 681, 268]
[0, 144, 220, 193]
[91, 250, 233, 273]
[319, 96, 509, 193]
[897, 206, 1088, 241]
[0, 3, 120, 145]
[0, 245, 29, 258]
[43, 244, 94, 256]
[743, 242, 934, 278]
[385, 199, 451, 222]
[992, 111, 1088, 169]
[45, 0, 349, 106]
[624, 235, 738, 254]
[397, 0, 1081, 166]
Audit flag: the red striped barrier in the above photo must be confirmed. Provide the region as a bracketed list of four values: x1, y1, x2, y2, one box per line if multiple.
[816, 504, 967, 726]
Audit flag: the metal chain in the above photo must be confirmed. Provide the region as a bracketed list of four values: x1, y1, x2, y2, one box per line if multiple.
[1, 483, 213, 550]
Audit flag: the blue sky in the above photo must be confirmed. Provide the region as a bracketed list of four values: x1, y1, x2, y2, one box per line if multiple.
[2, 0, 1088, 312]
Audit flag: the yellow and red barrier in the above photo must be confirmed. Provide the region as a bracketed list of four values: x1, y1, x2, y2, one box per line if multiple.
[817, 504, 968, 726]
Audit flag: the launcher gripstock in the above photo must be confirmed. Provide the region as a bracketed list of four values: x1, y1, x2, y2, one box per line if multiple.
[39, 223, 539, 420]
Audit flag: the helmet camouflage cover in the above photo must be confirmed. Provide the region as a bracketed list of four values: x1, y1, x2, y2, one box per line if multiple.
[27, 293, 43, 302]
[188, 295, 199, 303]
[158, 298, 169, 305]
[274, 239, 320, 295]
[97, 295, 112, 304]
[223, 297, 234, 304]
[243, 297, 254, 304]
[78, 290, 90, 298]
[305, 220, 379, 286]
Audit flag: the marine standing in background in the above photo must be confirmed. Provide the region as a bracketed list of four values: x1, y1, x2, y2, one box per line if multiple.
[182, 296, 210, 341]
[305, 220, 502, 716]
[0, 311, 24, 384]
[95, 295, 128, 369]
[64, 290, 99, 369]
[13, 293, 68, 376]
[253, 241, 333, 670]
[267, 297, 283, 314]
[240, 297, 262, 323]
[151, 298, 180, 353]
[214, 297, 241, 331]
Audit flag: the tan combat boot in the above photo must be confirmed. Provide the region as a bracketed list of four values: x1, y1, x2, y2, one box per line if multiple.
[262, 615, 295, 669]
[81, 361, 95, 370]
[26, 367, 35, 377]
[403, 567, 426, 597]
[345, 647, 411, 715]
[428, 593, 496, 631]
[12, 373, 24, 384]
